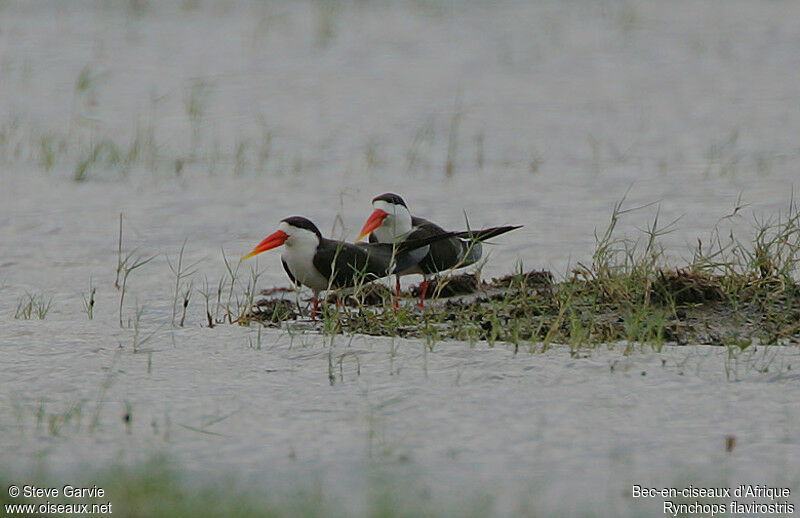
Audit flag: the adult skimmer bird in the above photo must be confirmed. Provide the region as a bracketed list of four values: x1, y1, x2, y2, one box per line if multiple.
[244, 216, 455, 317]
[357, 193, 521, 307]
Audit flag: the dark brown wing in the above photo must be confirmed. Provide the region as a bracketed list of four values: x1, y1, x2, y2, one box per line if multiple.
[314, 230, 464, 288]
[409, 218, 470, 274]
[412, 220, 521, 275]
[312, 239, 390, 289]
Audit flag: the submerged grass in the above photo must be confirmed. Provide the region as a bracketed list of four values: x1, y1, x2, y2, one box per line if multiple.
[0, 456, 494, 518]
[244, 196, 800, 349]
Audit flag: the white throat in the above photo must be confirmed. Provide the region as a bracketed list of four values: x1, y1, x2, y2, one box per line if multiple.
[279, 223, 329, 291]
[372, 200, 413, 243]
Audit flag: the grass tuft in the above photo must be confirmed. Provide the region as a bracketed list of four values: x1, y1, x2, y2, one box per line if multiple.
[14, 291, 53, 320]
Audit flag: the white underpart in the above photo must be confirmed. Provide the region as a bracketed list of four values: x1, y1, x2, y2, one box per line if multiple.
[372, 199, 414, 244]
[278, 222, 329, 292]
[372, 199, 429, 278]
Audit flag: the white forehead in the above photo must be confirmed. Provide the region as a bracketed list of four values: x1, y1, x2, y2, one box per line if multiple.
[374, 199, 406, 215]
[278, 221, 293, 233]
[279, 221, 317, 239]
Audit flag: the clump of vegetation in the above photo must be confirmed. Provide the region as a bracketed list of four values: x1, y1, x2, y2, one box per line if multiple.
[82, 278, 97, 320]
[247, 297, 298, 324]
[14, 291, 53, 320]
[73, 139, 123, 182]
[114, 214, 156, 328]
[244, 197, 800, 350]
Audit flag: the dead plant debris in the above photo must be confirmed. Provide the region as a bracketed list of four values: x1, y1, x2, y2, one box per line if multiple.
[241, 268, 800, 347]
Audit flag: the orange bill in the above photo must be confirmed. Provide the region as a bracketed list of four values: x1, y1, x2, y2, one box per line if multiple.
[356, 209, 387, 242]
[242, 230, 288, 260]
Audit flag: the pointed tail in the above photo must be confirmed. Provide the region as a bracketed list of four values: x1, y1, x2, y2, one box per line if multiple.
[453, 225, 522, 242]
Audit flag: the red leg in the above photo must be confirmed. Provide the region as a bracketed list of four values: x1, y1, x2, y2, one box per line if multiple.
[418, 279, 429, 308]
[311, 293, 319, 320]
[394, 275, 401, 309]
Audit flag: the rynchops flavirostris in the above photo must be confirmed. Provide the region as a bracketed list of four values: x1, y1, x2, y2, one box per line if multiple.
[243, 216, 456, 317]
[357, 193, 521, 307]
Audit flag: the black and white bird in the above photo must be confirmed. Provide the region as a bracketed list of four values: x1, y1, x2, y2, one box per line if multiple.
[243, 216, 454, 317]
[357, 193, 521, 307]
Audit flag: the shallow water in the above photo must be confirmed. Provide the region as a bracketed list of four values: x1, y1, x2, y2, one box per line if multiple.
[2, 1, 800, 515]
